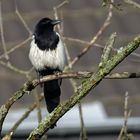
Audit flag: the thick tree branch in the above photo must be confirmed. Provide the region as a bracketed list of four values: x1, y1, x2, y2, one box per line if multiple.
[27, 36, 140, 140]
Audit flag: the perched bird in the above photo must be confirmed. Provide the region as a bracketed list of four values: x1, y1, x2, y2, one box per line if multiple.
[29, 17, 66, 120]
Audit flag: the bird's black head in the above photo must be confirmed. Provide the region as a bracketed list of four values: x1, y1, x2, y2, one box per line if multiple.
[34, 17, 61, 50]
[35, 17, 61, 35]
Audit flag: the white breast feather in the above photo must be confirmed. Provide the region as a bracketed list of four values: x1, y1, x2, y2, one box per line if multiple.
[29, 34, 66, 71]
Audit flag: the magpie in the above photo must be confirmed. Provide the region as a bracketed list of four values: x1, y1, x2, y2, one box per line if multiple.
[29, 17, 66, 121]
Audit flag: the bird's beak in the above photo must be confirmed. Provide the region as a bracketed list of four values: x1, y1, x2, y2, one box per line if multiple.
[51, 20, 61, 25]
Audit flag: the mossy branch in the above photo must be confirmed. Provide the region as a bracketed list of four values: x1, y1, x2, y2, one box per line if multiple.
[27, 36, 140, 140]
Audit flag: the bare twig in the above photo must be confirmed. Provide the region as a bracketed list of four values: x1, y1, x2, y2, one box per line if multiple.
[0, 61, 29, 75]
[67, 55, 88, 140]
[70, 78, 88, 140]
[39, 71, 140, 81]
[53, 0, 69, 34]
[56, 0, 69, 9]
[14, 0, 32, 35]
[118, 92, 134, 140]
[0, 36, 31, 60]
[105, 71, 140, 79]
[0, 1, 9, 60]
[63, 37, 90, 45]
[36, 71, 140, 80]
[64, 36, 140, 59]
[53, 2, 88, 139]
[34, 90, 42, 123]
[68, 0, 113, 68]
[124, 92, 130, 135]
[124, 0, 140, 9]
[78, 103, 88, 140]
[99, 32, 116, 68]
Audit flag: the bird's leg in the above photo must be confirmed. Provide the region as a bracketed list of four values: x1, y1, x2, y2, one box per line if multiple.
[54, 70, 62, 85]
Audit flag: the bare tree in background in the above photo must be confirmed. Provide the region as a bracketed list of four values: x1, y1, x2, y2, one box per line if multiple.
[0, 0, 140, 140]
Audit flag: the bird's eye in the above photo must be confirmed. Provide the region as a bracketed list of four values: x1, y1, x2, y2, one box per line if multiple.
[42, 21, 48, 24]
[43, 20, 51, 25]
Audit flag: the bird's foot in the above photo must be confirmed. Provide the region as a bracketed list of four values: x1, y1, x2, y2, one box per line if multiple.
[54, 71, 61, 76]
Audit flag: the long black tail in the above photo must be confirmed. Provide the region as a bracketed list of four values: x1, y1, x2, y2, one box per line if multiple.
[44, 79, 61, 113]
